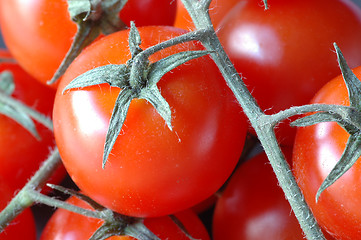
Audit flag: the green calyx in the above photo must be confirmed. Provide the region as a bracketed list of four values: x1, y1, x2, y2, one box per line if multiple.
[292, 43, 361, 202]
[63, 23, 211, 168]
[47, 0, 128, 85]
[0, 71, 40, 139]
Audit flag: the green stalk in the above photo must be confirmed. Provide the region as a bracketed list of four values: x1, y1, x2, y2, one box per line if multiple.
[0, 148, 61, 230]
[180, 0, 325, 239]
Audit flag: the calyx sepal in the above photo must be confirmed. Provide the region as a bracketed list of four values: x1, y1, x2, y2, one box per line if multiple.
[0, 71, 40, 139]
[293, 43, 361, 201]
[62, 24, 211, 168]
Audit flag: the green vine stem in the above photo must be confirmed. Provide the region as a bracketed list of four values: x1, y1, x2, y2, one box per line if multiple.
[271, 104, 356, 126]
[180, 0, 325, 239]
[0, 148, 61, 231]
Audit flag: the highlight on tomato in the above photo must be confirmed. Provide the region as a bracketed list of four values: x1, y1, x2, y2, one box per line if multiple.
[53, 25, 247, 217]
[217, 0, 361, 145]
[40, 195, 210, 240]
[212, 149, 306, 240]
[0, 0, 177, 87]
[293, 65, 361, 239]
[0, 49, 63, 193]
[0, 179, 36, 240]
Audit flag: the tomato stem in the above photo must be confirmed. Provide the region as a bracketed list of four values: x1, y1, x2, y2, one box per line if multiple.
[47, 0, 128, 86]
[30, 191, 103, 220]
[0, 148, 61, 230]
[180, 0, 326, 239]
[271, 103, 356, 126]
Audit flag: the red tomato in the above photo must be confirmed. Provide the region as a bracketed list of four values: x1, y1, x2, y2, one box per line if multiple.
[53, 26, 247, 217]
[217, 0, 361, 145]
[174, 0, 239, 30]
[0, 0, 177, 87]
[40, 195, 210, 240]
[212, 149, 306, 240]
[0, 50, 62, 192]
[0, 180, 36, 240]
[293, 66, 361, 239]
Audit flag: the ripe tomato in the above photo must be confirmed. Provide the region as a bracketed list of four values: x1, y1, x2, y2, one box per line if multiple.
[0, 179, 36, 240]
[217, 0, 361, 145]
[53, 26, 247, 217]
[293, 66, 361, 239]
[0, 0, 177, 87]
[212, 149, 306, 240]
[0, 50, 62, 192]
[40, 196, 210, 240]
[174, 0, 239, 30]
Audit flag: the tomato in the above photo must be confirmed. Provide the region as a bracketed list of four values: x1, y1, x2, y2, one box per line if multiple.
[0, 0, 177, 87]
[0, 50, 64, 193]
[174, 0, 239, 30]
[212, 149, 307, 240]
[40, 195, 210, 240]
[293, 66, 361, 239]
[0, 179, 36, 240]
[53, 26, 247, 217]
[217, 0, 361, 145]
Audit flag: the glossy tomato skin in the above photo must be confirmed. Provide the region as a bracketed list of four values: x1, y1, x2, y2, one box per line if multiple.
[40, 196, 210, 240]
[0, 179, 36, 240]
[0, 0, 76, 87]
[0, 50, 60, 192]
[0, 0, 177, 87]
[212, 149, 305, 240]
[217, 0, 361, 145]
[293, 66, 361, 240]
[120, 0, 176, 27]
[53, 26, 247, 217]
[174, 0, 239, 30]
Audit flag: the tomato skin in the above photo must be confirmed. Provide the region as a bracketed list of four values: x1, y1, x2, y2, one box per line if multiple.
[120, 0, 177, 27]
[217, 0, 361, 145]
[212, 149, 305, 240]
[293, 66, 361, 240]
[0, 180, 36, 240]
[40, 196, 210, 240]
[0, 50, 62, 192]
[53, 26, 247, 217]
[0, 0, 76, 87]
[0, 0, 177, 87]
[174, 0, 239, 30]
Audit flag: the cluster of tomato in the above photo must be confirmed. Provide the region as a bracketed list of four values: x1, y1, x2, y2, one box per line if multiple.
[1, 0, 361, 239]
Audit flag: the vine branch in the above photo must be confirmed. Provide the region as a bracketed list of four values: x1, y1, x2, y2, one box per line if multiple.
[180, 0, 326, 239]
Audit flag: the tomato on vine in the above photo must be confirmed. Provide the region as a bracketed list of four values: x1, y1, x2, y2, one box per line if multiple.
[0, 0, 177, 87]
[53, 25, 247, 217]
[217, 0, 361, 145]
[293, 65, 361, 239]
[40, 195, 210, 240]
